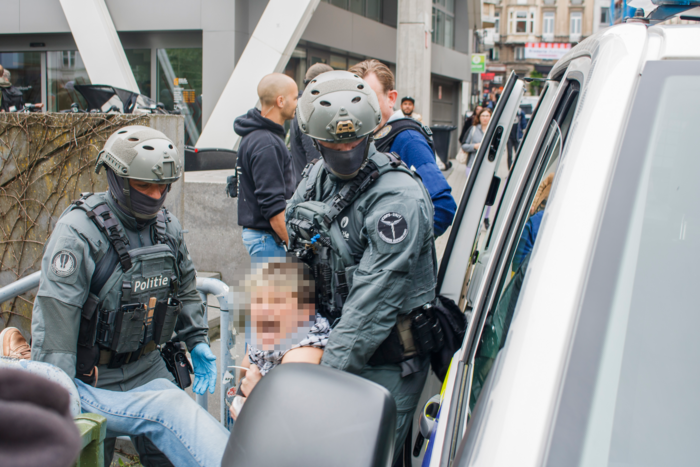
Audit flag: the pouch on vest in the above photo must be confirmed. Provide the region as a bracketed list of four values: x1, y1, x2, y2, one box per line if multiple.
[154, 298, 181, 345]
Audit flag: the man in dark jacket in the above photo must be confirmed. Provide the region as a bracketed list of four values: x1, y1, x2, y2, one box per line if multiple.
[288, 63, 333, 186]
[234, 73, 297, 259]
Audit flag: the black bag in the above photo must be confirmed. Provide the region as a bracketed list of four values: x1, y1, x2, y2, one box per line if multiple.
[1, 86, 24, 112]
[430, 295, 467, 382]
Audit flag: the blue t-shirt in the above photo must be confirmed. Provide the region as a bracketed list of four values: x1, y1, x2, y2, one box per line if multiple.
[512, 210, 544, 273]
[390, 130, 457, 236]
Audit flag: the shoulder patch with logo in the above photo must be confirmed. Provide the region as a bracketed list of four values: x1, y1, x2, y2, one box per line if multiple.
[377, 212, 408, 244]
[374, 125, 392, 140]
[51, 250, 77, 277]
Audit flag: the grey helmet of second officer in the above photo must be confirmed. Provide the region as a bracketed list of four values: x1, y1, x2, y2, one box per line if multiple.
[296, 70, 382, 179]
[95, 126, 182, 218]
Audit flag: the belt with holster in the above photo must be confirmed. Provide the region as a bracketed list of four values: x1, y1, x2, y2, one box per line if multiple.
[99, 340, 157, 367]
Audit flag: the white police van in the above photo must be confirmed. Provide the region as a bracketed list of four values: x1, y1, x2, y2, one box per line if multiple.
[221, 8, 700, 467]
[420, 10, 700, 467]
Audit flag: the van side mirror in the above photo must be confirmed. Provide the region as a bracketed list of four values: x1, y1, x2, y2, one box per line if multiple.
[221, 363, 397, 467]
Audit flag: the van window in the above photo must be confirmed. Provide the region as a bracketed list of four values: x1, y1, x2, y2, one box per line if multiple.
[548, 61, 700, 466]
[469, 81, 579, 410]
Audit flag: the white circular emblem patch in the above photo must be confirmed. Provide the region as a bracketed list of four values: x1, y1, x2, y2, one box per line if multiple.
[51, 250, 77, 277]
[340, 216, 349, 228]
[377, 212, 408, 244]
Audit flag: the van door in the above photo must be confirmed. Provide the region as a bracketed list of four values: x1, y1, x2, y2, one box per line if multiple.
[438, 71, 524, 304]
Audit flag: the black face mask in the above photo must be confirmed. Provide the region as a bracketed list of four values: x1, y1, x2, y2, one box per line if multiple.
[318, 137, 370, 180]
[106, 168, 169, 220]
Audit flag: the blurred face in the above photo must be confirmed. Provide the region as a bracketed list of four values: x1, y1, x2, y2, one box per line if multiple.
[401, 100, 414, 115]
[475, 105, 483, 115]
[250, 285, 314, 351]
[364, 72, 398, 127]
[480, 110, 492, 126]
[129, 180, 167, 199]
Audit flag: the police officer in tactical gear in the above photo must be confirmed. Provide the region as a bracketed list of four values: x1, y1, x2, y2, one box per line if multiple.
[287, 71, 439, 462]
[30, 126, 219, 467]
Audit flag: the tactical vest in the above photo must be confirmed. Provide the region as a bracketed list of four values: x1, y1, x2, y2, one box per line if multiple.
[373, 117, 436, 154]
[287, 151, 416, 324]
[68, 194, 182, 384]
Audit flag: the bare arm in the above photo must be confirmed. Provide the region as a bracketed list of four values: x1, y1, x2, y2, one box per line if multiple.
[281, 346, 324, 365]
[269, 211, 289, 245]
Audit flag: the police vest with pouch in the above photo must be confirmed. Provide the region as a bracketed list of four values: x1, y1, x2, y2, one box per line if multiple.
[67, 193, 182, 383]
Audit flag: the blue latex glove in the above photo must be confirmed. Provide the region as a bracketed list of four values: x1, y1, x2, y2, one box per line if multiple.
[190, 343, 217, 395]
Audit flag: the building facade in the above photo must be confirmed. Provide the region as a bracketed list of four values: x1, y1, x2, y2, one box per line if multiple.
[480, 0, 594, 95]
[0, 0, 477, 156]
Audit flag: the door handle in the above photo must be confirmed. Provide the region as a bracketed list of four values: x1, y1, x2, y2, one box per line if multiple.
[488, 126, 503, 161]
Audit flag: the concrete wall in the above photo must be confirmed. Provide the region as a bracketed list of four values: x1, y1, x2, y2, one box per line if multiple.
[182, 170, 245, 286]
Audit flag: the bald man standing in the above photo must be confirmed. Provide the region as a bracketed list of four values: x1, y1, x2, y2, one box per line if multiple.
[234, 73, 298, 259]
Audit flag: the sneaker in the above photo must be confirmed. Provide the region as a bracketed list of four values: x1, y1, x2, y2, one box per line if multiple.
[0, 327, 31, 360]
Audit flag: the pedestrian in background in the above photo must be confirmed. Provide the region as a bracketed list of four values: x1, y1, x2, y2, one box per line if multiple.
[350, 59, 456, 237]
[289, 63, 333, 186]
[0, 66, 25, 112]
[462, 107, 492, 170]
[234, 73, 298, 259]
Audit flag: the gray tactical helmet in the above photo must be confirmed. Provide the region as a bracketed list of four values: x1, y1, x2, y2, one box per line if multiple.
[297, 70, 382, 143]
[95, 126, 181, 183]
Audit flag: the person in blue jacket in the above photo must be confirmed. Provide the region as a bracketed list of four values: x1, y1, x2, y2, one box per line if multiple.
[349, 60, 457, 237]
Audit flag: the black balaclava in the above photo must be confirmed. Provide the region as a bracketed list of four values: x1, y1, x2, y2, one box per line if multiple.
[318, 136, 371, 180]
[106, 168, 168, 222]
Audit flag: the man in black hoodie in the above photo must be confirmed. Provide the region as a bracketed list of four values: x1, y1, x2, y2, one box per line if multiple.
[234, 73, 298, 259]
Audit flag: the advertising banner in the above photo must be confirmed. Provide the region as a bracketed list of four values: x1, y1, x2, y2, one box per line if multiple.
[471, 54, 486, 73]
[525, 43, 572, 60]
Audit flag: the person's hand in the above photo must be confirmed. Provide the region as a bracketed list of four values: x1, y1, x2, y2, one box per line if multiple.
[474, 143, 481, 150]
[240, 365, 262, 397]
[190, 343, 217, 395]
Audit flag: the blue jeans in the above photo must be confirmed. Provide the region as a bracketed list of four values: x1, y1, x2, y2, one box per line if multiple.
[76, 378, 229, 467]
[242, 228, 286, 260]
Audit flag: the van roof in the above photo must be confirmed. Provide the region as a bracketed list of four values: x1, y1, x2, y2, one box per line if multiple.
[549, 23, 700, 79]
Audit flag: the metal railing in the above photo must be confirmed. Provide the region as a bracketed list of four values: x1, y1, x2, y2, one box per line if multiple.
[0, 272, 235, 428]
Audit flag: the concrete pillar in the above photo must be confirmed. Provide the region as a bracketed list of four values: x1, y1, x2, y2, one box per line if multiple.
[201, 0, 238, 128]
[59, 0, 139, 93]
[396, 0, 433, 125]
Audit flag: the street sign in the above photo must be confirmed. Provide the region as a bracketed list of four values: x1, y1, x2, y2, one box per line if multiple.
[471, 54, 486, 73]
[524, 43, 571, 60]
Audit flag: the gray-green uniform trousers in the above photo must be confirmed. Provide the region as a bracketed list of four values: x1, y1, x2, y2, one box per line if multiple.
[30, 192, 209, 467]
[286, 146, 438, 456]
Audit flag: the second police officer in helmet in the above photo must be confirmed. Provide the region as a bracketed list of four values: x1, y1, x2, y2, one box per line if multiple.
[287, 71, 440, 461]
[30, 126, 225, 466]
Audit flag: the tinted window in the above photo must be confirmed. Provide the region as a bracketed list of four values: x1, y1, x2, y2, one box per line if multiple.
[548, 61, 700, 466]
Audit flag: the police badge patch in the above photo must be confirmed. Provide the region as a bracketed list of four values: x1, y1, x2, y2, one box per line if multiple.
[377, 212, 408, 244]
[374, 125, 392, 140]
[51, 250, 77, 277]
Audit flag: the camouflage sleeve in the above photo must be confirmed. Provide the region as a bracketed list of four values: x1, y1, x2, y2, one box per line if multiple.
[320, 197, 430, 374]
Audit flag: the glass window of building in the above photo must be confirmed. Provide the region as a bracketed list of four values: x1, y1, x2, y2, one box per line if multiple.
[124, 49, 151, 97]
[156, 48, 203, 146]
[432, 0, 455, 48]
[322, 0, 384, 23]
[47, 51, 90, 112]
[600, 6, 610, 24]
[543, 11, 555, 41]
[516, 11, 527, 33]
[570, 11, 582, 41]
[495, 11, 500, 34]
[330, 54, 348, 70]
[0, 52, 42, 106]
[515, 46, 525, 60]
[285, 48, 308, 90]
[530, 8, 536, 33]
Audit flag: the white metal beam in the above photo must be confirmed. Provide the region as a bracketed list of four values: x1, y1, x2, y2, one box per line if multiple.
[196, 0, 321, 149]
[59, 0, 139, 93]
